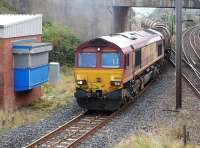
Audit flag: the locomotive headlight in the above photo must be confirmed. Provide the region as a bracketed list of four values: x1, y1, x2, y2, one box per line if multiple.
[77, 80, 87, 85]
[111, 81, 121, 86]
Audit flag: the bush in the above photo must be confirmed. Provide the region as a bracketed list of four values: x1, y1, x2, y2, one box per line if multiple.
[0, 0, 18, 14]
[42, 22, 80, 66]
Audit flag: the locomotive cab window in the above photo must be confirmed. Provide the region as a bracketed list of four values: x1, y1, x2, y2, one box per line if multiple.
[158, 44, 163, 56]
[79, 53, 96, 67]
[135, 49, 141, 67]
[101, 52, 120, 68]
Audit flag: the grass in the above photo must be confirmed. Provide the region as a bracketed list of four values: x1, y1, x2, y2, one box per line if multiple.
[0, 66, 75, 134]
[0, 110, 47, 134]
[117, 129, 198, 148]
[117, 108, 200, 148]
[31, 66, 75, 111]
[0, 0, 18, 14]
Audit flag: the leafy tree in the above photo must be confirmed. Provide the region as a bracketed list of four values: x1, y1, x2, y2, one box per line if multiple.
[42, 23, 80, 66]
[0, 0, 17, 14]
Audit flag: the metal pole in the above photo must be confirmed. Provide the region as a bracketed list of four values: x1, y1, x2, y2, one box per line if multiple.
[172, 9, 174, 35]
[176, 0, 182, 109]
[183, 125, 187, 145]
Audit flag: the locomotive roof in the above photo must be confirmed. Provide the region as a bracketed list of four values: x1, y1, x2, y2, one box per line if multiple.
[77, 29, 163, 54]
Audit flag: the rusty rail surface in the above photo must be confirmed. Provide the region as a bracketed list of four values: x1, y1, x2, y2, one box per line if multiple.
[26, 80, 153, 148]
[25, 111, 113, 148]
[169, 25, 200, 98]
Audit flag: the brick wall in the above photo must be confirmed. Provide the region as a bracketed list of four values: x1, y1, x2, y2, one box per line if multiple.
[0, 35, 42, 111]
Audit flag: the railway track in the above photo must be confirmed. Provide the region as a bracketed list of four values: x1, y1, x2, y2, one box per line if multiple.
[26, 80, 153, 148]
[25, 25, 200, 148]
[26, 111, 114, 148]
[170, 25, 200, 98]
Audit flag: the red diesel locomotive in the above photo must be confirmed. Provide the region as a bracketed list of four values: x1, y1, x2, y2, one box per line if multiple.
[74, 28, 169, 111]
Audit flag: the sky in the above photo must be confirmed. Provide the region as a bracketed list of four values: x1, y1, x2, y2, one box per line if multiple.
[132, 7, 156, 17]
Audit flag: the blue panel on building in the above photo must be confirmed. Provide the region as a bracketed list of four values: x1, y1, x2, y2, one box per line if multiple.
[14, 65, 48, 92]
[13, 43, 52, 52]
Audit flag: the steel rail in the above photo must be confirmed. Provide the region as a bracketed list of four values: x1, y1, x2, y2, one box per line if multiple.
[25, 112, 86, 147]
[172, 48, 200, 80]
[182, 73, 200, 98]
[26, 80, 154, 148]
[188, 26, 200, 63]
[183, 26, 200, 78]
[64, 80, 154, 148]
[190, 29, 200, 56]
[52, 113, 104, 148]
[169, 25, 200, 98]
[169, 55, 200, 98]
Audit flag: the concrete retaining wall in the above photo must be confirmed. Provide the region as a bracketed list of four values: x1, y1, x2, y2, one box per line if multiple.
[6, 0, 115, 41]
[6, 0, 199, 41]
[6, 0, 130, 41]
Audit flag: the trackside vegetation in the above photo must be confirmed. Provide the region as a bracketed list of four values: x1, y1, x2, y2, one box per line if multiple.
[0, 0, 17, 14]
[0, 67, 75, 134]
[42, 22, 80, 66]
[117, 130, 197, 148]
[0, 1, 80, 132]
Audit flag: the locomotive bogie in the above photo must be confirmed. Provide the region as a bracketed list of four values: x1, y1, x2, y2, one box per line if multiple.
[75, 89, 123, 111]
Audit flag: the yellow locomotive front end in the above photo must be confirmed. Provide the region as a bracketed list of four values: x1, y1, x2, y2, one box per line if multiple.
[74, 47, 124, 111]
[75, 68, 123, 95]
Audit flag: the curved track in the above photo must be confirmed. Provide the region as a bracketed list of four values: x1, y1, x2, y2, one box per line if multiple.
[170, 25, 200, 98]
[142, 19, 200, 98]
[182, 25, 200, 97]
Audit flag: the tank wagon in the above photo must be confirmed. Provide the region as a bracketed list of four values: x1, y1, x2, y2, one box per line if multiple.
[141, 19, 171, 51]
[74, 28, 170, 111]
